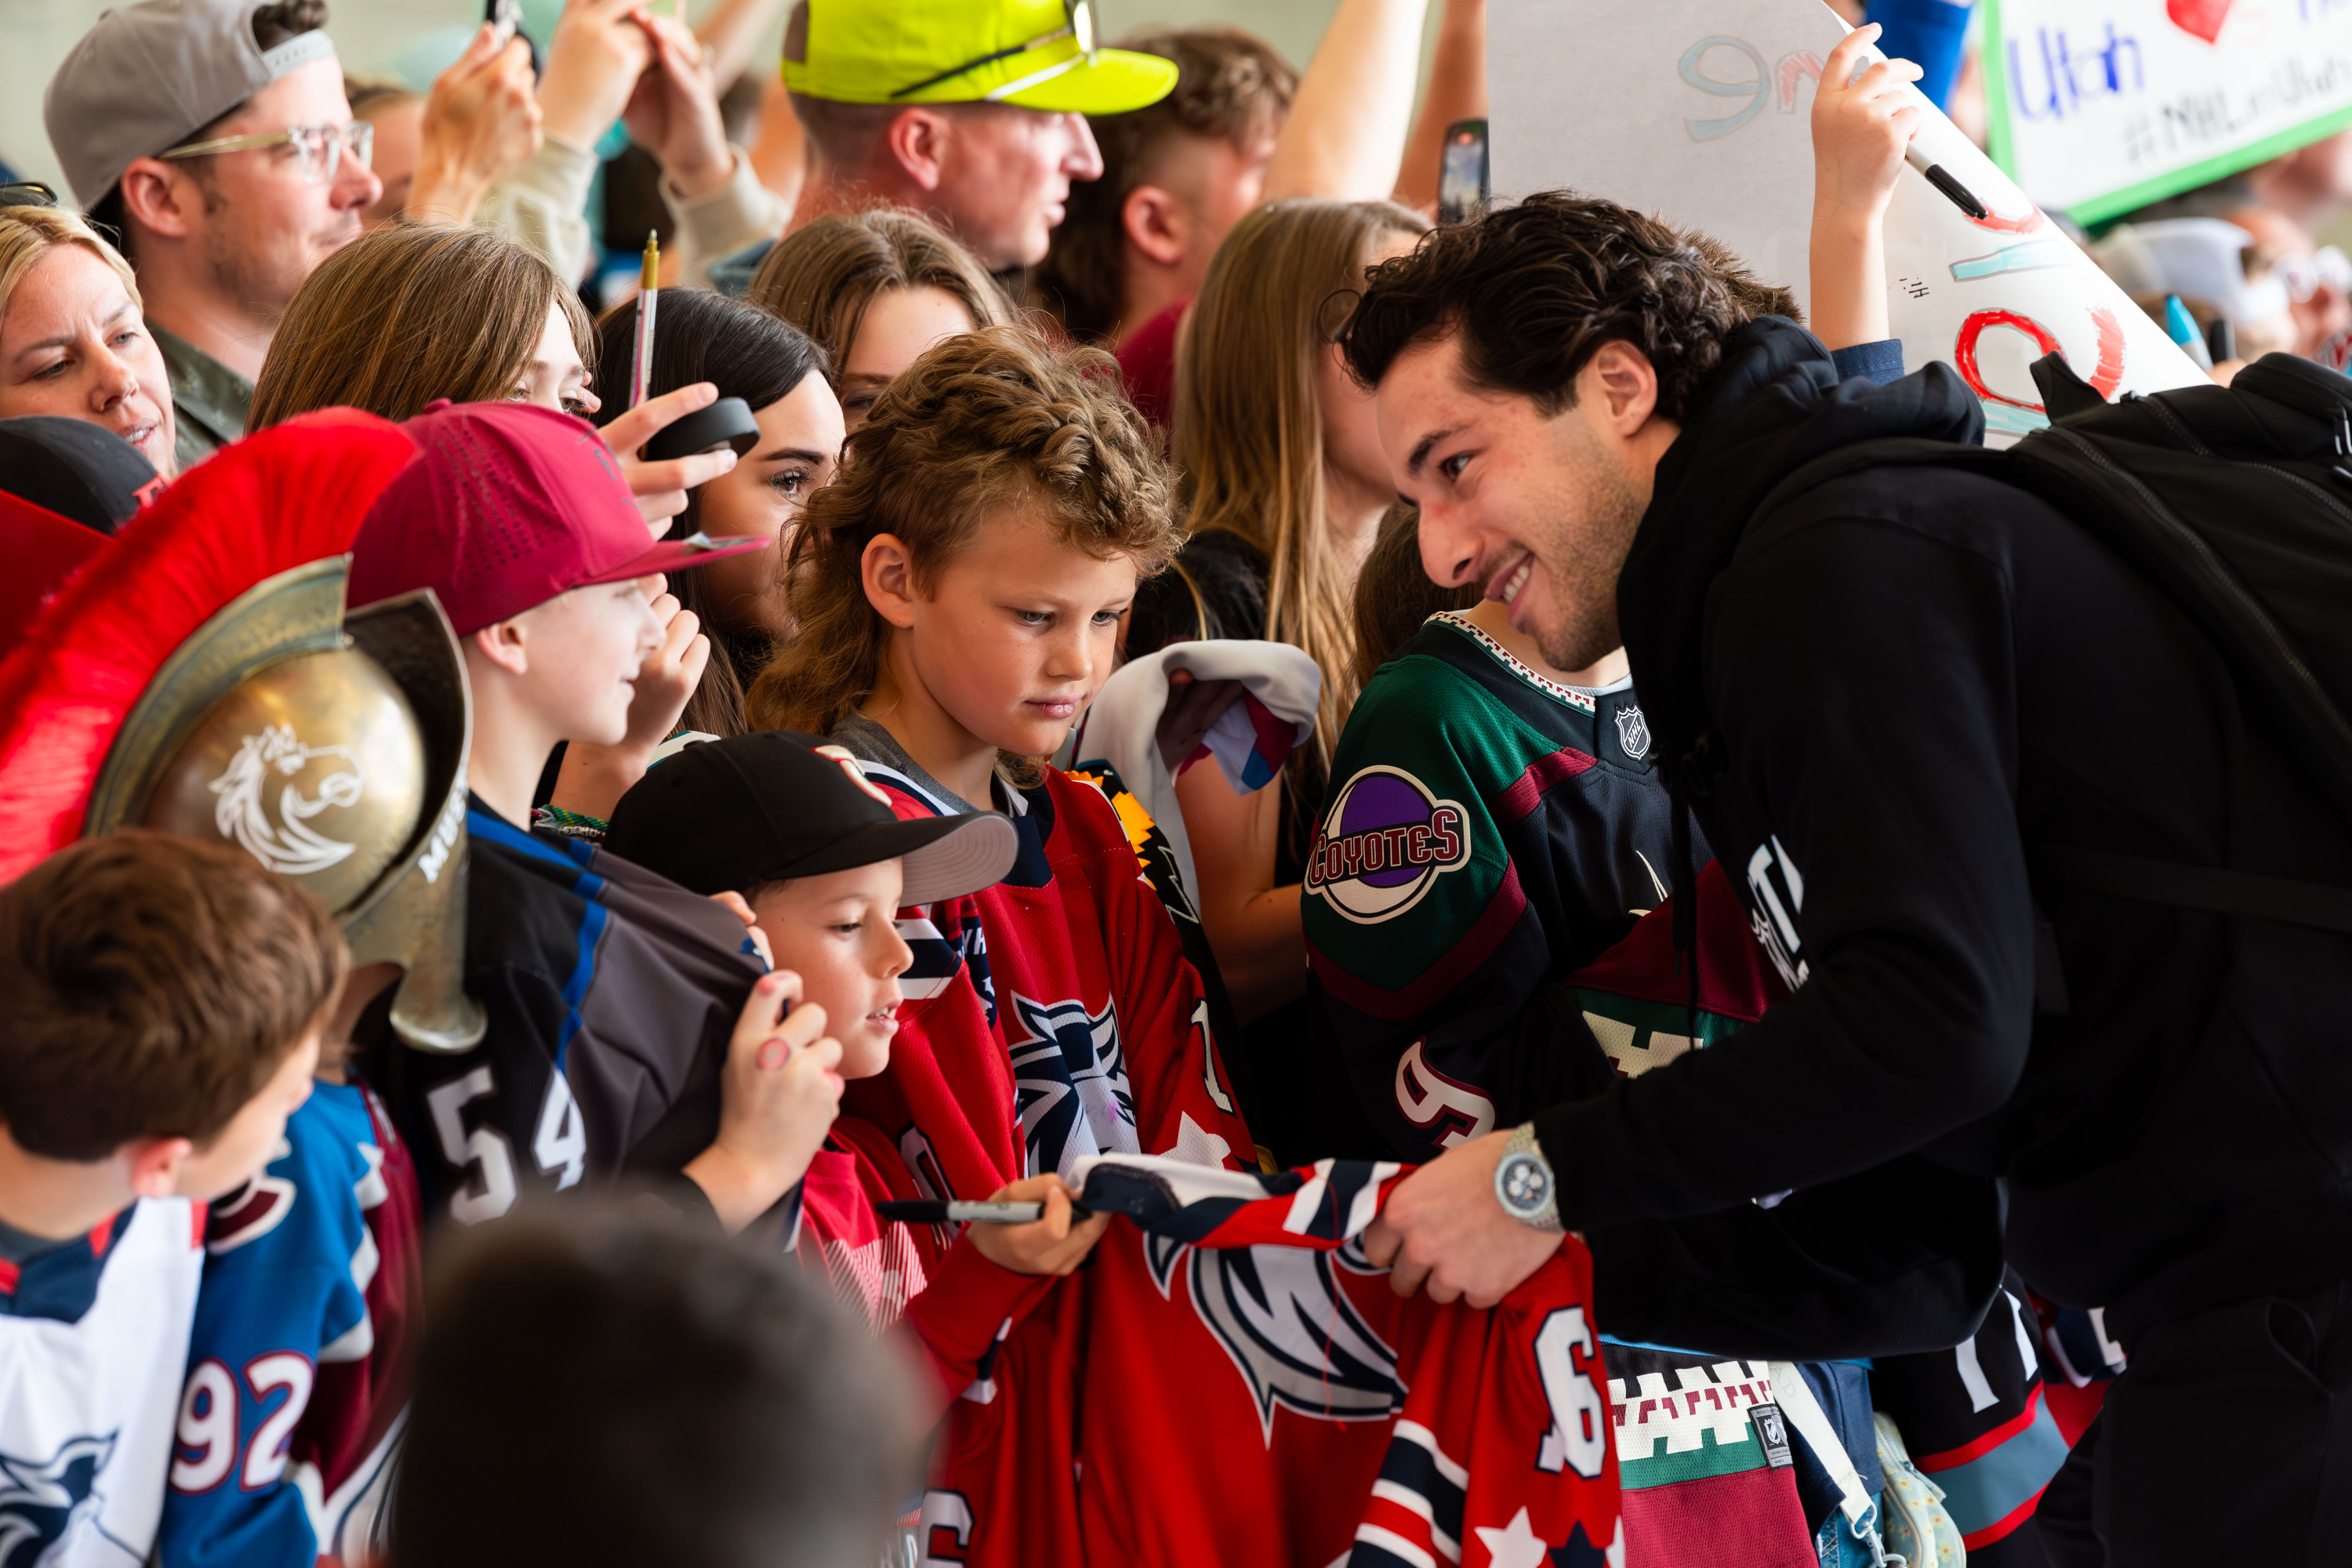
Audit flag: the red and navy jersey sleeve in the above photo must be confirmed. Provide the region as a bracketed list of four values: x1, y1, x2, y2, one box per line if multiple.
[1048, 771, 1257, 1170]
[158, 1081, 422, 1568]
[1350, 1247, 1623, 1568]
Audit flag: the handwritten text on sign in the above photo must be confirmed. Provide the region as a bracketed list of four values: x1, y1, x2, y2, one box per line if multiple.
[1489, 0, 2202, 444]
[1988, 0, 2352, 221]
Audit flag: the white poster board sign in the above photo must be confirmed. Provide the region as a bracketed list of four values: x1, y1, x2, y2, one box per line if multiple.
[1985, 0, 2352, 226]
[1490, 0, 2205, 441]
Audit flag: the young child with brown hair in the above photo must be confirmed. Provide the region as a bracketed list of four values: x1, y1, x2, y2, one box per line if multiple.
[746, 325, 1250, 1181]
[746, 327, 1258, 1559]
[0, 830, 345, 1568]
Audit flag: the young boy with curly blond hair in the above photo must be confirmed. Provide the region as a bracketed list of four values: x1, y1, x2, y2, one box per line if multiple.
[746, 327, 1260, 1562]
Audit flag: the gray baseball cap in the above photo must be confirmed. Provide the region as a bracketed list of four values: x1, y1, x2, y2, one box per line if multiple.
[42, 1, 339, 209]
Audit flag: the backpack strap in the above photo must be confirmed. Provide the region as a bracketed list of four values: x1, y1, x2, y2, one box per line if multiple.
[2039, 847, 2352, 935]
[1750, 436, 2352, 941]
[1747, 437, 2012, 533]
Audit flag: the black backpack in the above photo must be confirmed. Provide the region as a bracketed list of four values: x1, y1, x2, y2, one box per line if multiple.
[1753, 351, 2352, 935]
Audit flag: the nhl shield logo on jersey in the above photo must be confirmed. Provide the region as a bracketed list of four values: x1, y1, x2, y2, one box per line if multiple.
[1612, 704, 1651, 761]
[1304, 766, 1472, 925]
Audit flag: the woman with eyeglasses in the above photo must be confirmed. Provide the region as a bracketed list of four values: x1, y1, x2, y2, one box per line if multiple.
[0, 203, 177, 479]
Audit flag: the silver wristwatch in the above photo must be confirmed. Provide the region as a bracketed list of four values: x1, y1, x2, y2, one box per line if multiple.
[1494, 1122, 1565, 1233]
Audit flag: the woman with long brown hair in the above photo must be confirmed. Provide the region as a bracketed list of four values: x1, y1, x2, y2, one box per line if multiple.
[592, 289, 839, 738]
[1127, 196, 1428, 1160]
[248, 223, 595, 428]
[248, 222, 734, 528]
[746, 208, 1011, 430]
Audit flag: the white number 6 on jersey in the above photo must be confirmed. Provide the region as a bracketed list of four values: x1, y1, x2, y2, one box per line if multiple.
[1534, 1305, 1610, 1479]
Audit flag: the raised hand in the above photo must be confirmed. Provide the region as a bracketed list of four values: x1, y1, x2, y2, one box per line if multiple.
[1808, 23, 1926, 351]
[546, 577, 713, 819]
[599, 382, 741, 528]
[684, 969, 844, 1233]
[408, 21, 543, 224]
[624, 9, 736, 201]
[536, 0, 657, 148]
[1813, 24, 1926, 225]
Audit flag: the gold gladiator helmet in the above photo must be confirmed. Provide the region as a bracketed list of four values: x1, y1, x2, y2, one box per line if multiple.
[0, 412, 485, 1054]
[83, 557, 485, 1051]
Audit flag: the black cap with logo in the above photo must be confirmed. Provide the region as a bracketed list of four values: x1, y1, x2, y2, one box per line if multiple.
[604, 731, 1018, 902]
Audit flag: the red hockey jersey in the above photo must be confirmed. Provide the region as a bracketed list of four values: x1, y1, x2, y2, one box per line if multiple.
[1049, 1154, 1624, 1568]
[824, 757, 1258, 1564]
[787, 1134, 1056, 1418]
[826, 750, 1618, 1565]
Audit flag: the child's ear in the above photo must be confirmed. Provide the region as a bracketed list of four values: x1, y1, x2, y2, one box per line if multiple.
[468, 617, 533, 677]
[861, 534, 920, 630]
[122, 1135, 194, 1200]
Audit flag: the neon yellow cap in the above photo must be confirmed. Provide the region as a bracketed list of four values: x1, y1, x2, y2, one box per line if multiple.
[783, 0, 1177, 115]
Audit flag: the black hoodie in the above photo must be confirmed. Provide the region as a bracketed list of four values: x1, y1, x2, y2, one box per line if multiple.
[1539, 317, 2352, 1346]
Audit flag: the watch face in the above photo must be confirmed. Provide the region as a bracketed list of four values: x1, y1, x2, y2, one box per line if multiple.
[1499, 1151, 1552, 1214]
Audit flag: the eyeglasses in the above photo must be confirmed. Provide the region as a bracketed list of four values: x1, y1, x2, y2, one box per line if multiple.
[2276, 245, 2352, 305]
[0, 181, 60, 209]
[891, 0, 1097, 102]
[158, 121, 374, 186]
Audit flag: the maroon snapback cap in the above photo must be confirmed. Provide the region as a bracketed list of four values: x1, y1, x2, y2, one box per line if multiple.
[346, 400, 768, 635]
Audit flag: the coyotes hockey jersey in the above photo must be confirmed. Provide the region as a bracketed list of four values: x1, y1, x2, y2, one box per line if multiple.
[1302, 612, 1693, 1160]
[0, 1197, 204, 1567]
[358, 798, 767, 1228]
[158, 1081, 422, 1568]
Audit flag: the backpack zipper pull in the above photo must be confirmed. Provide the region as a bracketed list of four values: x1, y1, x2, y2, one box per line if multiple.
[2332, 406, 2352, 485]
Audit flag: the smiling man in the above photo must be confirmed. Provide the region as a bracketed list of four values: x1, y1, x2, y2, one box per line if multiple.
[45, 1, 381, 470]
[1345, 192, 2352, 1560]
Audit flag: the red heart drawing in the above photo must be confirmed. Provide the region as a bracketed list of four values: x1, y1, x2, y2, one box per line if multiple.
[2167, 0, 2232, 45]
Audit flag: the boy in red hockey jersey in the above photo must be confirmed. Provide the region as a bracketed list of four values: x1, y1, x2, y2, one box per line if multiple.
[0, 833, 343, 1568]
[604, 730, 1111, 1389]
[745, 325, 1256, 1217]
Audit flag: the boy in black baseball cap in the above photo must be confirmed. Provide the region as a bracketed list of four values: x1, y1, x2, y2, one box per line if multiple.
[608, 731, 1021, 1085]
[606, 733, 1112, 1339]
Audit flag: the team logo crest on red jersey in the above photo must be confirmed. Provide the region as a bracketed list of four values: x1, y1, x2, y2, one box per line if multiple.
[1189, 1244, 1405, 1443]
[1008, 993, 1137, 1180]
[1305, 766, 1472, 925]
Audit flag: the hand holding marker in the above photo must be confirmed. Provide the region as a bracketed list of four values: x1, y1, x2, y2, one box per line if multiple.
[878, 1199, 1072, 1224]
[1906, 140, 1987, 220]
